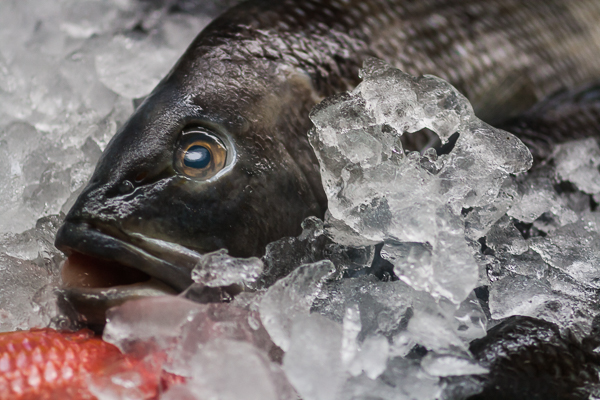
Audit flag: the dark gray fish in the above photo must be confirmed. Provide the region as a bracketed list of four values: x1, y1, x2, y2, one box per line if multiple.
[467, 316, 600, 400]
[54, 0, 600, 321]
[500, 82, 600, 163]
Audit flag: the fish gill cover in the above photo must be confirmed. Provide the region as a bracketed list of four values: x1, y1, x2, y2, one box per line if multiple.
[2, 1, 600, 400]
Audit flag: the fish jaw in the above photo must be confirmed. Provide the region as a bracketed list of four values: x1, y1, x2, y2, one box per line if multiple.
[54, 221, 193, 325]
[55, 221, 195, 291]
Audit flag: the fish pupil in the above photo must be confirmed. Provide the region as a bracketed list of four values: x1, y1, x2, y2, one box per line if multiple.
[184, 145, 211, 169]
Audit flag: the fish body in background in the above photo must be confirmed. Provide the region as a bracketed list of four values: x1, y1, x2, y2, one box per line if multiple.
[54, 0, 600, 314]
[499, 82, 600, 163]
[467, 316, 600, 400]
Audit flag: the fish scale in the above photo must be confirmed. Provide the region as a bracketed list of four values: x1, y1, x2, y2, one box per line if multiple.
[201, 0, 600, 122]
[0, 329, 183, 400]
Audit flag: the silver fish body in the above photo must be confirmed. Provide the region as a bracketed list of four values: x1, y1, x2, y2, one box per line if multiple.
[54, 0, 600, 317]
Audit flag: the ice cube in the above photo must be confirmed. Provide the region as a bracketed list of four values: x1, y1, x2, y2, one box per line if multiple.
[283, 314, 347, 400]
[259, 260, 338, 352]
[530, 213, 600, 289]
[258, 216, 374, 288]
[0, 215, 70, 332]
[553, 138, 600, 195]
[103, 296, 203, 353]
[191, 249, 263, 288]
[309, 58, 532, 303]
[182, 339, 297, 400]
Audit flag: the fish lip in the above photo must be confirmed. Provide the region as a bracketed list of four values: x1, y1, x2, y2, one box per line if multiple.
[55, 221, 195, 292]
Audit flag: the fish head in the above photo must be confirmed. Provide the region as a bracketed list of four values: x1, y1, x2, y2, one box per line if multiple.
[55, 55, 326, 323]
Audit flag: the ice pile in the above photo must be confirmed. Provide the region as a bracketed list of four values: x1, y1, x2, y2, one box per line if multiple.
[0, 0, 235, 332]
[488, 138, 600, 338]
[3, 0, 600, 397]
[101, 296, 297, 400]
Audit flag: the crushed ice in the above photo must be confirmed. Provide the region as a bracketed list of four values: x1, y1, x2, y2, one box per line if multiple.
[2, 1, 600, 399]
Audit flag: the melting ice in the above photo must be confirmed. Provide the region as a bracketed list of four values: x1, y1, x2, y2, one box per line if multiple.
[3, 1, 600, 399]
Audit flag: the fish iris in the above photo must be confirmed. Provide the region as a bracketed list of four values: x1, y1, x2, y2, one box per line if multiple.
[174, 127, 229, 180]
[184, 145, 211, 169]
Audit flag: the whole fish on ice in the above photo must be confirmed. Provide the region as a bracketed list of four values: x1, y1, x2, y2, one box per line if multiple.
[53, 0, 600, 320]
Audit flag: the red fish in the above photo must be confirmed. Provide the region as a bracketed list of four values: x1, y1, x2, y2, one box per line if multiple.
[0, 328, 184, 400]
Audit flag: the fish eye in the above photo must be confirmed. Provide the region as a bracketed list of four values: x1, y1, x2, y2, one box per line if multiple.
[174, 127, 229, 180]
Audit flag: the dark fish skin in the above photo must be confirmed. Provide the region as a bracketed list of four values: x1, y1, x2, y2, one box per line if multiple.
[54, 0, 600, 299]
[499, 82, 600, 164]
[467, 316, 600, 400]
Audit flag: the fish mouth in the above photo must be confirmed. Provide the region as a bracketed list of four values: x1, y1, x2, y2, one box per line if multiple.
[55, 221, 200, 325]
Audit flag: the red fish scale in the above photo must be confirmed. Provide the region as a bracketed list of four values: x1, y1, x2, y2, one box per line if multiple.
[0, 329, 121, 400]
[0, 328, 184, 400]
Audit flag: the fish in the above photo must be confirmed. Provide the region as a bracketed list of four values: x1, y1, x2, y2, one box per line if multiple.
[467, 316, 600, 400]
[54, 0, 600, 323]
[499, 82, 600, 164]
[0, 328, 184, 400]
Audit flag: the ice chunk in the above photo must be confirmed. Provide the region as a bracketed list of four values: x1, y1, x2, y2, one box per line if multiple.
[191, 249, 263, 288]
[309, 58, 532, 303]
[406, 294, 468, 353]
[553, 138, 600, 195]
[259, 260, 338, 352]
[452, 290, 488, 342]
[463, 178, 521, 240]
[103, 296, 203, 353]
[104, 296, 278, 365]
[485, 215, 528, 256]
[311, 275, 414, 341]
[530, 213, 600, 289]
[283, 314, 347, 400]
[368, 357, 442, 400]
[258, 216, 374, 288]
[507, 167, 577, 229]
[488, 271, 599, 338]
[180, 339, 297, 400]
[340, 304, 390, 380]
[169, 301, 280, 376]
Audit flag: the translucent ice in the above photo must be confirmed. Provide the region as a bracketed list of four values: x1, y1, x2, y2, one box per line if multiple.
[95, 34, 180, 99]
[104, 296, 292, 400]
[104, 296, 277, 362]
[553, 138, 600, 195]
[258, 216, 375, 288]
[103, 296, 203, 353]
[530, 214, 600, 288]
[283, 314, 347, 400]
[309, 58, 532, 303]
[179, 339, 297, 400]
[191, 249, 263, 288]
[507, 167, 578, 230]
[0, 215, 72, 332]
[259, 260, 338, 352]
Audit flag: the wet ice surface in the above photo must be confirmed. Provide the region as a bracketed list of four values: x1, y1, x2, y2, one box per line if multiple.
[2, 1, 600, 399]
